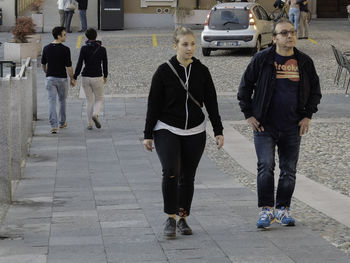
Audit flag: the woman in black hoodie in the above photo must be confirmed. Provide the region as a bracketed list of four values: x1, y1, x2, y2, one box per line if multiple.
[143, 27, 224, 238]
[74, 28, 108, 130]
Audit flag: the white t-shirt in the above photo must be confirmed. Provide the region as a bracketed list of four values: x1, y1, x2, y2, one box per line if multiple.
[57, 0, 64, 10]
[154, 120, 206, 136]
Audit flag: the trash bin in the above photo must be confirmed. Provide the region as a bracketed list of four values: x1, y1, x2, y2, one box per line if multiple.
[100, 0, 124, 30]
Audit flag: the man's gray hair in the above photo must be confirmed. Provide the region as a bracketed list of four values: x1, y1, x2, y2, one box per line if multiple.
[272, 18, 295, 35]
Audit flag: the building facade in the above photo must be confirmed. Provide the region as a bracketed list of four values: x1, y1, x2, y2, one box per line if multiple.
[0, 0, 350, 32]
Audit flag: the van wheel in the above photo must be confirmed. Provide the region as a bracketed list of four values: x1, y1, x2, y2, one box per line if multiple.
[202, 48, 211, 56]
[251, 38, 261, 55]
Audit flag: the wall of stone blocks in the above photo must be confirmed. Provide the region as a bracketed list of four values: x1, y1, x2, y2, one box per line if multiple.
[0, 60, 36, 203]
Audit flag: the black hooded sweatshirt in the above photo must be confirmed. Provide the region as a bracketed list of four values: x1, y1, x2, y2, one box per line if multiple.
[144, 56, 223, 139]
[74, 40, 108, 79]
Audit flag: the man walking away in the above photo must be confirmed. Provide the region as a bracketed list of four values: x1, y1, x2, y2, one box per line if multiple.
[298, 1, 309, 39]
[77, 0, 88, 32]
[41, 27, 76, 134]
[57, 0, 65, 27]
[237, 19, 321, 229]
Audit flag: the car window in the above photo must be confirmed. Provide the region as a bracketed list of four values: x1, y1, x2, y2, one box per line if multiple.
[253, 6, 262, 20]
[209, 8, 249, 30]
[258, 6, 269, 21]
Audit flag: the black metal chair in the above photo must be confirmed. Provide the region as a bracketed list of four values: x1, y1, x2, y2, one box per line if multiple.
[331, 45, 350, 93]
[331, 45, 346, 85]
[342, 55, 350, 95]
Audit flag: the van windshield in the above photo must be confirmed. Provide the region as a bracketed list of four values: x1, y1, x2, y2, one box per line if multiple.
[209, 9, 249, 30]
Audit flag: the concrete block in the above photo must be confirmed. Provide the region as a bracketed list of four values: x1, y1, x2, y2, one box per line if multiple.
[4, 42, 38, 63]
[0, 78, 12, 203]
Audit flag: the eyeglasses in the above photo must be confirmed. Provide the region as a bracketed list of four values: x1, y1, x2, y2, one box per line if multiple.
[274, 30, 297, 37]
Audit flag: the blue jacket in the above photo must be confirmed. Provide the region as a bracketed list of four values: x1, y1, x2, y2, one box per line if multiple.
[237, 45, 321, 125]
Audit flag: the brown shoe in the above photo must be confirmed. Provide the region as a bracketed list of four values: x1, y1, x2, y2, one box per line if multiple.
[177, 218, 192, 235]
[59, 122, 67, 129]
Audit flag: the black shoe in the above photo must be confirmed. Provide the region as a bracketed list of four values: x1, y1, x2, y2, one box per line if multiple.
[67, 30, 72, 33]
[92, 115, 101, 129]
[78, 29, 86, 33]
[177, 218, 192, 235]
[164, 218, 176, 237]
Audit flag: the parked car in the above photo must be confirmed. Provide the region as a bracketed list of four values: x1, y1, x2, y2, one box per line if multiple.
[201, 1, 274, 56]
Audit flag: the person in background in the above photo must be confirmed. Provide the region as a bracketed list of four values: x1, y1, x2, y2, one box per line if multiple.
[76, 0, 88, 33]
[41, 27, 76, 134]
[298, 0, 309, 39]
[143, 27, 224, 238]
[74, 28, 108, 130]
[63, 0, 77, 33]
[57, 0, 65, 27]
[288, 0, 300, 30]
[273, 0, 285, 9]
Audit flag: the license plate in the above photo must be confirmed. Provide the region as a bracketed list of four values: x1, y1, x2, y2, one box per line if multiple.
[217, 41, 239, 47]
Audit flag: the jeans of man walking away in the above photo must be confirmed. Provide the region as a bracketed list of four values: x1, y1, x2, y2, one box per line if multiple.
[46, 77, 68, 128]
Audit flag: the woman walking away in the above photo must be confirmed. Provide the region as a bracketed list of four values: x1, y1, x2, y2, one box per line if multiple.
[143, 27, 224, 238]
[74, 28, 108, 130]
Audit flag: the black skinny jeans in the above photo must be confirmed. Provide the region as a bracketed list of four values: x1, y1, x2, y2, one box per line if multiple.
[154, 129, 206, 216]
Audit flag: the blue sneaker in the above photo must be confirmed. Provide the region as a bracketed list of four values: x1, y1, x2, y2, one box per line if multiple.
[256, 207, 276, 229]
[275, 207, 295, 226]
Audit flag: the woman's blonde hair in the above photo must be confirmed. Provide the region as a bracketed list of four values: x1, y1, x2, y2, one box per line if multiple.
[173, 26, 195, 45]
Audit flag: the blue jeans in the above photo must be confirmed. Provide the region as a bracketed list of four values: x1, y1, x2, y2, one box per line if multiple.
[254, 125, 301, 208]
[65, 11, 74, 32]
[79, 9, 87, 31]
[46, 77, 68, 128]
[289, 8, 300, 30]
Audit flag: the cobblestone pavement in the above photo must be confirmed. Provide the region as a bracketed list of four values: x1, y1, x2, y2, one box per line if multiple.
[85, 19, 350, 97]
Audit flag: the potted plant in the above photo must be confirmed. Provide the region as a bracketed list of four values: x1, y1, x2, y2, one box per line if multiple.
[4, 17, 38, 63]
[31, 0, 44, 33]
